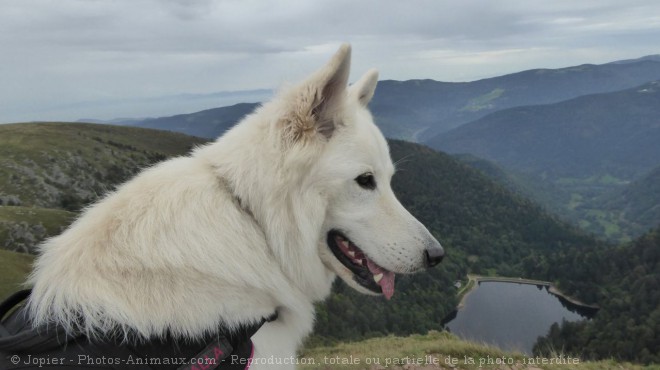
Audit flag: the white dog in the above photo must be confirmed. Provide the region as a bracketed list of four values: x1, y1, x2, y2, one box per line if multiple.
[26, 44, 444, 369]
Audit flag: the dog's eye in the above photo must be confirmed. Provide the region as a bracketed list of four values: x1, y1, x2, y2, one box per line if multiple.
[355, 173, 376, 190]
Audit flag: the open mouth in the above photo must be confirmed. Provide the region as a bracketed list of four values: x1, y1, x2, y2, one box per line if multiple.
[327, 230, 396, 299]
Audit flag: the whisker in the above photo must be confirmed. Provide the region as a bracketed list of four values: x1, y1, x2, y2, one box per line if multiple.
[393, 153, 414, 173]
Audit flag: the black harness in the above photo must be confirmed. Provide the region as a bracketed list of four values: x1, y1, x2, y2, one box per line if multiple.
[0, 290, 276, 370]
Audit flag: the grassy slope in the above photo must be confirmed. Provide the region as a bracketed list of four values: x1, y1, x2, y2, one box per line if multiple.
[300, 331, 657, 370]
[0, 122, 208, 209]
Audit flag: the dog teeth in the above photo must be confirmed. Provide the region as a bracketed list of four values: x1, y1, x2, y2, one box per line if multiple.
[373, 273, 384, 283]
[347, 251, 355, 258]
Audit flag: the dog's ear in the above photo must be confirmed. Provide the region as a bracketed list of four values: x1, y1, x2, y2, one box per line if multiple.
[349, 69, 379, 107]
[282, 44, 351, 142]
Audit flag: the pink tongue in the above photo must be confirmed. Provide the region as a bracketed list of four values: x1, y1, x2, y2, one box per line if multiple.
[366, 259, 396, 300]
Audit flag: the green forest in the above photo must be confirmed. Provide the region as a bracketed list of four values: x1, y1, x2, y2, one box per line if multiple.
[534, 227, 659, 364]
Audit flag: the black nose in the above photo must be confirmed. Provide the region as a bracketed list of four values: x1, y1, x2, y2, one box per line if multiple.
[425, 246, 444, 267]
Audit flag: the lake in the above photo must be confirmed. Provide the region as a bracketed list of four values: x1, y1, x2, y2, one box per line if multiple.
[443, 281, 595, 355]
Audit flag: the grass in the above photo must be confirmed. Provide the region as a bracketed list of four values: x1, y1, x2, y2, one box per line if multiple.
[0, 249, 33, 301]
[299, 331, 660, 370]
[461, 88, 505, 112]
[0, 122, 207, 158]
[300, 331, 518, 370]
[567, 193, 583, 210]
[555, 174, 627, 187]
[546, 175, 634, 242]
[583, 209, 628, 241]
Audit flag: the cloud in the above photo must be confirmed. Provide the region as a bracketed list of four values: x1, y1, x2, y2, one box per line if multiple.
[1, 0, 659, 122]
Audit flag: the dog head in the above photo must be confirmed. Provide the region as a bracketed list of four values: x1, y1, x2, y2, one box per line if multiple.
[276, 44, 444, 299]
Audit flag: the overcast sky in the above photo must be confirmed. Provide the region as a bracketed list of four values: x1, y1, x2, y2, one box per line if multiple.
[2, 0, 660, 123]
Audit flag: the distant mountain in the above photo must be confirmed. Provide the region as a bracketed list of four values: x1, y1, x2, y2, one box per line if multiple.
[3, 88, 272, 126]
[607, 54, 660, 65]
[77, 117, 145, 125]
[130, 102, 258, 139]
[428, 81, 660, 181]
[371, 57, 660, 140]
[101, 56, 660, 141]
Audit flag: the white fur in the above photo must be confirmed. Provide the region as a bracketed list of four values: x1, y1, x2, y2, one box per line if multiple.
[27, 44, 442, 369]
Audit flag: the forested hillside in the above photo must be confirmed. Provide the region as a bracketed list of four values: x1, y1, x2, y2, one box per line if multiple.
[598, 165, 660, 237]
[535, 227, 660, 364]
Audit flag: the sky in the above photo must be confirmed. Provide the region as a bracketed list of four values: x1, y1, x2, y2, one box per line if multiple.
[2, 0, 660, 123]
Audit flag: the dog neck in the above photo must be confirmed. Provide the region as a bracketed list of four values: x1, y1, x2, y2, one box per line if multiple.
[198, 117, 337, 303]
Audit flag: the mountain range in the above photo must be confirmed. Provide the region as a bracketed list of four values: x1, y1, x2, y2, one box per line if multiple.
[86, 55, 660, 143]
[372, 56, 660, 139]
[129, 102, 258, 139]
[429, 80, 660, 180]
